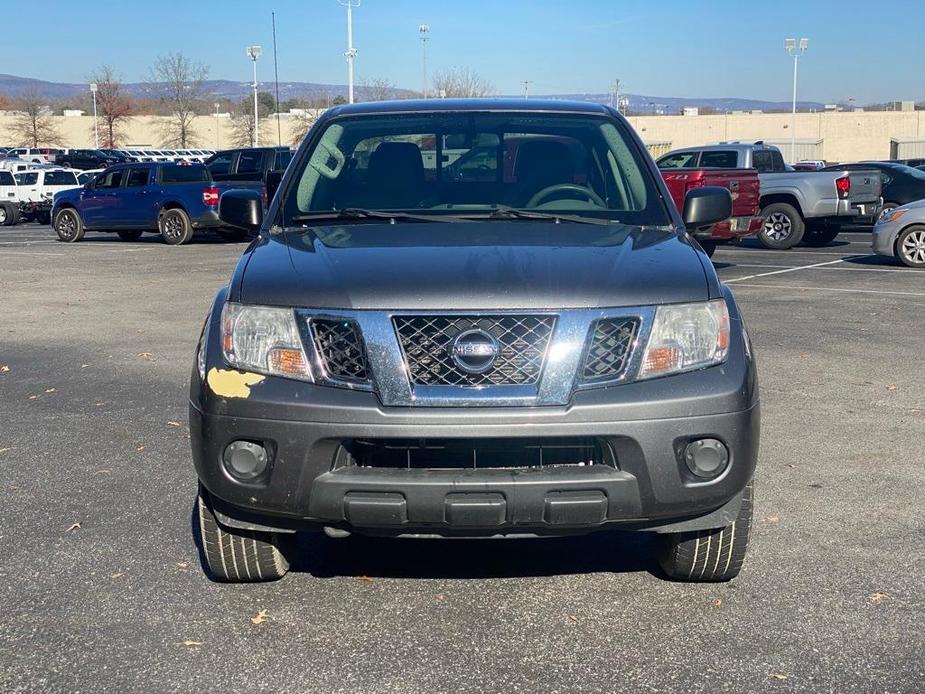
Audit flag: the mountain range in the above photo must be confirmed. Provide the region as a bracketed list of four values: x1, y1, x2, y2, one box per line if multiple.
[0, 73, 830, 112]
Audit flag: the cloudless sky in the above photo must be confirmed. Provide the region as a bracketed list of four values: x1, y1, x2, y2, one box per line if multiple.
[2, 0, 922, 103]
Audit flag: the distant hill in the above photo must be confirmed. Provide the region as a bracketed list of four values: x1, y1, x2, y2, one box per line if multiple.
[0, 73, 828, 111]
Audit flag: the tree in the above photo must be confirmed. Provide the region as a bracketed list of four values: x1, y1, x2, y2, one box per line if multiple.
[332, 95, 348, 106]
[432, 68, 495, 98]
[148, 52, 209, 147]
[88, 66, 134, 148]
[289, 110, 319, 146]
[229, 98, 268, 147]
[360, 77, 395, 102]
[8, 88, 63, 147]
[257, 91, 276, 117]
[0, 94, 12, 111]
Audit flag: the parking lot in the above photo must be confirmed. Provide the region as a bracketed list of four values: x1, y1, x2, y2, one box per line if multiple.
[0, 224, 922, 692]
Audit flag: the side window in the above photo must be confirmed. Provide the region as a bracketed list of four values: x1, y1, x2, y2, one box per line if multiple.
[15, 172, 38, 185]
[657, 152, 700, 169]
[770, 151, 786, 172]
[275, 150, 293, 170]
[752, 151, 773, 173]
[126, 168, 150, 187]
[0, 171, 15, 185]
[207, 152, 234, 175]
[235, 150, 263, 174]
[96, 170, 125, 189]
[699, 151, 738, 168]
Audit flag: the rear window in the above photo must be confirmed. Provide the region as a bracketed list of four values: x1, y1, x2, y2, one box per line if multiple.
[45, 171, 79, 186]
[275, 149, 293, 170]
[159, 165, 210, 183]
[699, 151, 738, 168]
[657, 152, 699, 169]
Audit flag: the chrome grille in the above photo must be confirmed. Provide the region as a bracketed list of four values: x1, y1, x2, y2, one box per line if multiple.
[581, 318, 638, 383]
[310, 318, 369, 382]
[393, 315, 556, 387]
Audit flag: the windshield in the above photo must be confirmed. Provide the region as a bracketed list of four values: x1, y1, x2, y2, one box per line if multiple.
[889, 163, 925, 180]
[281, 112, 669, 226]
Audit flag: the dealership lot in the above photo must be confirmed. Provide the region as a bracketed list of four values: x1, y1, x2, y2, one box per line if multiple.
[0, 226, 922, 692]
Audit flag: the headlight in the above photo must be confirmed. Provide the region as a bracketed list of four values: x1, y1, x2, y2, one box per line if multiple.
[883, 208, 907, 224]
[639, 300, 730, 379]
[221, 302, 312, 380]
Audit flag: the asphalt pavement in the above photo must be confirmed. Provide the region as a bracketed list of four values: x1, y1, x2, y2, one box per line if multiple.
[0, 226, 923, 693]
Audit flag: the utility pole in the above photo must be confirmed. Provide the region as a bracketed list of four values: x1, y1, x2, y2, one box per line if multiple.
[419, 24, 430, 97]
[214, 102, 221, 149]
[610, 79, 621, 113]
[521, 80, 533, 99]
[785, 37, 808, 163]
[340, 0, 360, 104]
[89, 83, 99, 148]
[246, 45, 262, 147]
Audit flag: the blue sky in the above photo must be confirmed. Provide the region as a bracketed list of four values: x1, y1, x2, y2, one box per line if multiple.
[4, 0, 922, 103]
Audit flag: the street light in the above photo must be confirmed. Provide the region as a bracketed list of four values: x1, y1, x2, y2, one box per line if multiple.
[246, 46, 262, 147]
[785, 37, 808, 163]
[419, 24, 429, 98]
[89, 82, 99, 148]
[339, 0, 360, 104]
[214, 102, 221, 149]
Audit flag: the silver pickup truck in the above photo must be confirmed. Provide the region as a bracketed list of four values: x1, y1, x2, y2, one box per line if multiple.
[657, 142, 882, 248]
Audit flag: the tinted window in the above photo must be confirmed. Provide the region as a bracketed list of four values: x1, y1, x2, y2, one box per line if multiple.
[45, 171, 79, 186]
[285, 112, 668, 225]
[0, 171, 14, 185]
[207, 152, 234, 175]
[236, 150, 263, 174]
[658, 152, 700, 169]
[160, 165, 210, 183]
[126, 168, 150, 187]
[15, 172, 38, 185]
[274, 149, 293, 170]
[95, 170, 124, 189]
[700, 151, 738, 168]
[752, 151, 773, 173]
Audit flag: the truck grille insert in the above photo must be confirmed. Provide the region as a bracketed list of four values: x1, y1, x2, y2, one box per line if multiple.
[338, 437, 612, 470]
[581, 318, 638, 383]
[310, 318, 369, 382]
[393, 315, 556, 387]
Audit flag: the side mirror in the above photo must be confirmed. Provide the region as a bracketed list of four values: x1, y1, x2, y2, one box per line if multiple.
[219, 189, 263, 232]
[682, 186, 733, 229]
[265, 170, 283, 206]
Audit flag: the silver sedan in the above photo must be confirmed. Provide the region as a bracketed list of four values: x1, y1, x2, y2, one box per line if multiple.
[872, 199, 925, 268]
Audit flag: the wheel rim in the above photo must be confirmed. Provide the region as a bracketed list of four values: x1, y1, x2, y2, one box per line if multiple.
[762, 212, 792, 241]
[901, 230, 925, 264]
[0, 208, 6, 224]
[162, 213, 183, 240]
[57, 212, 77, 239]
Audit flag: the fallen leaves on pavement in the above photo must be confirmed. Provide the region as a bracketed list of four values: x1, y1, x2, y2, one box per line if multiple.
[0, 365, 9, 373]
[137, 352, 154, 361]
[65, 522, 81, 533]
[886, 384, 897, 392]
[111, 572, 125, 579]
[0, 447, 15, 455]
[182, 640, 204, 648]
[166, 421, 181, 427]
[868, 591, 891, 605]
[356, 575, 374, 583]
[44, 388, 55, 393]
[250, 609, 269, 625]
[768, 672, 788, 681]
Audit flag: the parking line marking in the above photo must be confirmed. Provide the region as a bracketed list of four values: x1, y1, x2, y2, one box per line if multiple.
[724, 263, 913, 274]
[726, 257, 857, 283]
[733, 283, 925, 298]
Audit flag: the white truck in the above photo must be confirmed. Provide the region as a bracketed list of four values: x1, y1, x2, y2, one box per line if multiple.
[11, 168, 81, 224]
[657, 142, 883, 248]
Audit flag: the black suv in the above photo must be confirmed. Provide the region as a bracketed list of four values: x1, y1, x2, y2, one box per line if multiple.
[203, 146, 292, 182]
[57, 149, 124, 170]
[191, 100, 759, 583]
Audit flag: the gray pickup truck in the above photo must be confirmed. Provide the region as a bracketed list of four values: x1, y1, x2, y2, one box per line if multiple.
[658, 142, 882, 248]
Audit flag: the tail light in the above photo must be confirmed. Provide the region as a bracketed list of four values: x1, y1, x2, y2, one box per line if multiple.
[203, 186, 220, 206]
[835, 175, 850, 200]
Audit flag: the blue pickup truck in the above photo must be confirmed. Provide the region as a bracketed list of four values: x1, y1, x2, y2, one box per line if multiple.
[51, 162, 264, 245]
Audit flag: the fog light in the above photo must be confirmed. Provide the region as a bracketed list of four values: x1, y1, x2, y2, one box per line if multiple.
[223, 440, 269, 481]
[683, 438, 729, 479]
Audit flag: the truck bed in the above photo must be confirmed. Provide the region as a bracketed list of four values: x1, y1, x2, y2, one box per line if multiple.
[660, 168, 761, 241]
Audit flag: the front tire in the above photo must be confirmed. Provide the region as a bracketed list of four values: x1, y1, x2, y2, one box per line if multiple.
[54, 208, 85, 242]
[758, 203, 804, 249]
[196, 486, 291, 582]
[0, 203, 17, 226]
[158, 208, 194, 245]
[658, 481, 753, 582]
[896, 225, 925, 268]
[117, 230, 143, 242]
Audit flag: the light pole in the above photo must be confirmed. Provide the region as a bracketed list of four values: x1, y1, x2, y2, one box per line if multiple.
[521, 80, 533, 99]
[785, 37, 808, 163]
[246, 46, 262, 147]
[419, 24, 429, 97]
[89, 83, 99, 148]
[214, 102, 221, 149]
[340, 0, 360, 103]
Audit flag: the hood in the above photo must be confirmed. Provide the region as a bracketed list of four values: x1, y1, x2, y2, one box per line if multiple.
[239, 222, 711, 310]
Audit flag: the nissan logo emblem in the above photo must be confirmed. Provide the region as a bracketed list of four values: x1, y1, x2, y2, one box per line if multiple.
[450, 329, 500, 374]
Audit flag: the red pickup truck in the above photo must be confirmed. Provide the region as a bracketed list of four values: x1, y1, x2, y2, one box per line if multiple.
[660, 168, 761, 256]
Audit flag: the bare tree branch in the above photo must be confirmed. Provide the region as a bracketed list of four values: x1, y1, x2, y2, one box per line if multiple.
[229, 99, 269, 148]
[88, 66, 134, 148]
[359, 77, 396, 102]
[432, 68, 496, 98]
[147, 53, 209, 148]
[289, 110, 319, 146]
[8, 88, 63, 147]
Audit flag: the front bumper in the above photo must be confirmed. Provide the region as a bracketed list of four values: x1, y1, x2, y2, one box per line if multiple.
[872, 217, 903, 256]
[190, 288, 760, 537]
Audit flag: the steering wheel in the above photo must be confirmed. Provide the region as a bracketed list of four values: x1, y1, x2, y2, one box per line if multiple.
[527, 183, 606, 208]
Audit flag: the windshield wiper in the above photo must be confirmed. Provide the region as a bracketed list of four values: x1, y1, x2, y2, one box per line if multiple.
[290, 208, 464, 224]
[471, 206, 615, 225]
